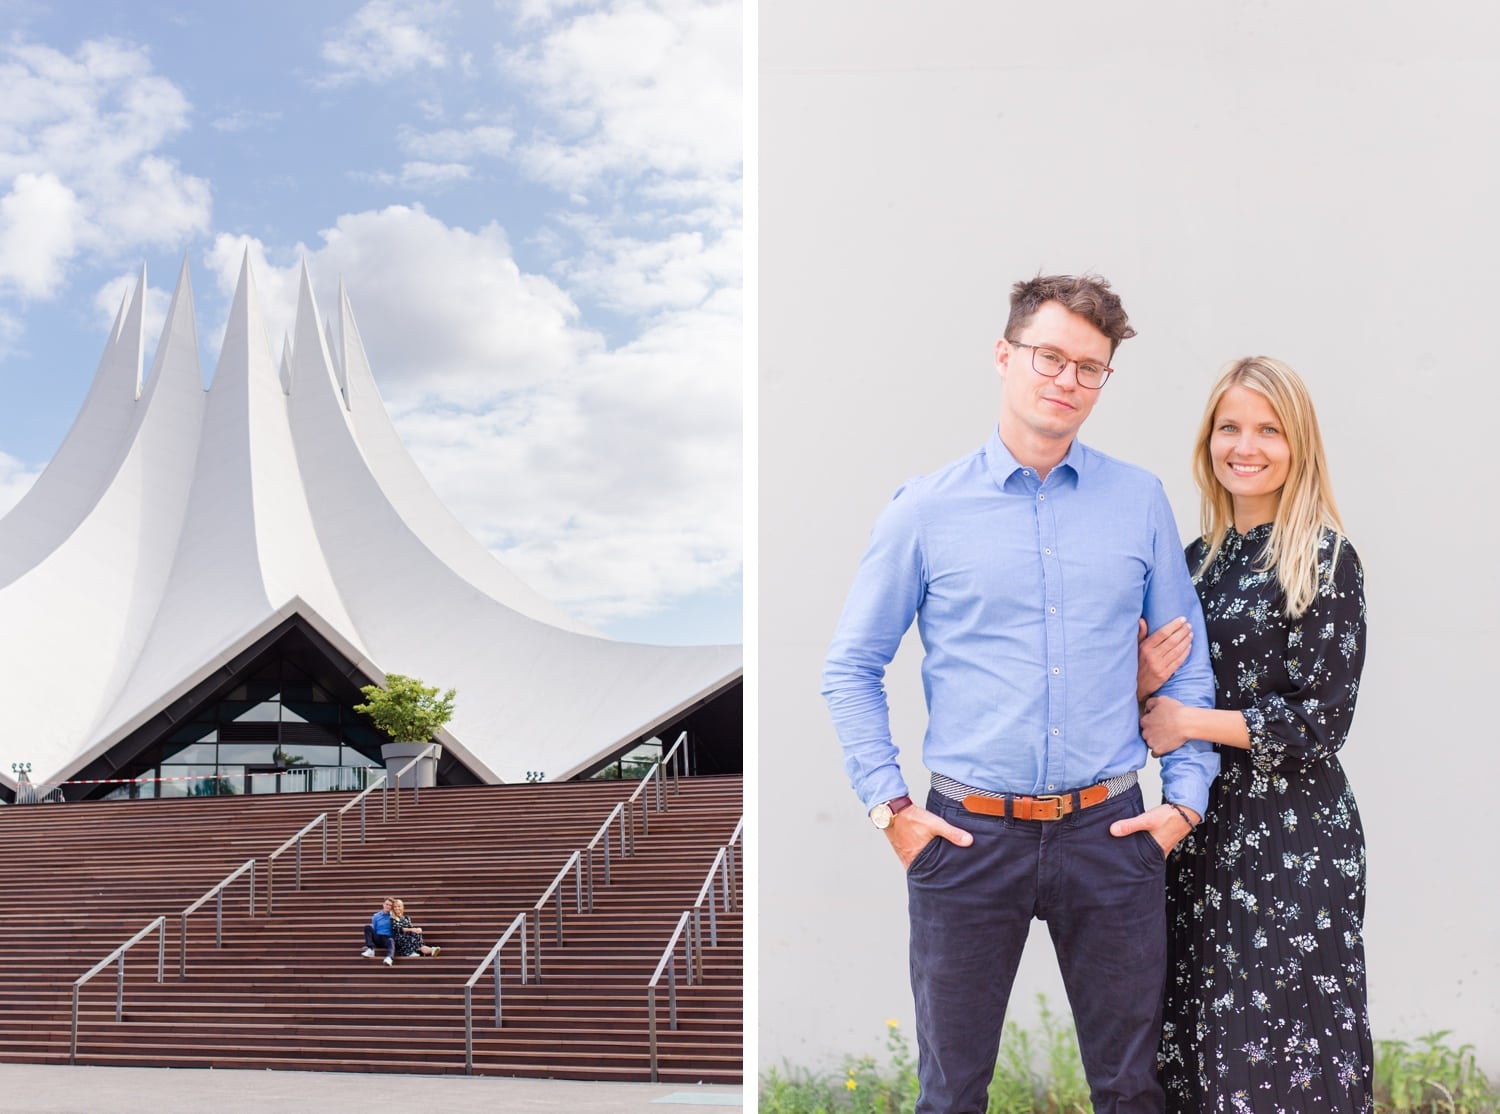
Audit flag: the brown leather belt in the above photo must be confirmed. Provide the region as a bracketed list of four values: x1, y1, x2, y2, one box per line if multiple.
[961, 784, 1110, 821]
[932, 770, 1137, 822]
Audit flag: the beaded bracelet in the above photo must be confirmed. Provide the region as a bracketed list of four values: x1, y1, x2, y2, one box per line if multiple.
[1167, 802, 1199, 831]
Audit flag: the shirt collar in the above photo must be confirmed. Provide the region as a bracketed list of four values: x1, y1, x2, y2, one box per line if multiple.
[983, 428, 1087, 489]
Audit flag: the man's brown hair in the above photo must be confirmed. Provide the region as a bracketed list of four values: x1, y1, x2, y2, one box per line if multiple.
[1004, 273, 1136, 357]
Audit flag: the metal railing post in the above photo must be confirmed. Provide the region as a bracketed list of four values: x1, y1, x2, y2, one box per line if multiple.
[464, 987, 473, 1075]
[585, 845, 595, 914]
[648, 985, 659, 1083]
[645, 911, 690, 1084]
[72, 917, 166, 1063]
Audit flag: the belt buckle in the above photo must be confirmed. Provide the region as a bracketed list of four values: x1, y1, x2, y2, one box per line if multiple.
[1031, 793, 1067, 821]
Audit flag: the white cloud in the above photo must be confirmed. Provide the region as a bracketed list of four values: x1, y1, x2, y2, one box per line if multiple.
[0, 172, 81, 298]
[319, 0, 455, 86]
[0, 39, 210, 300]
[200, 204, 738, 623]
[554, 217, 740, 316]
[0, 449, 41, 518]
[500, 0, 741, 201]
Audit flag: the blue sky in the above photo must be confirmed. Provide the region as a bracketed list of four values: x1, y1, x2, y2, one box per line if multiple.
[0, 0, 741, 645]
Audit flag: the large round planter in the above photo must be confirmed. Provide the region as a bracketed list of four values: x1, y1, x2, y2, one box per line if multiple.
[381, 742, 443, 789]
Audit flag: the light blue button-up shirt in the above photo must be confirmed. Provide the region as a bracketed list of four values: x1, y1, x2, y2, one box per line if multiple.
[822, 430, 1219, 817]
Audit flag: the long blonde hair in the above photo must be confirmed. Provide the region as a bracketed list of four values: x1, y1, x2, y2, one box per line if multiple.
[1192, 356, 1343, 617]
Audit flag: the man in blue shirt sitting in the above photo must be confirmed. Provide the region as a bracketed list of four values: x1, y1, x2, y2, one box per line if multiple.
[823, 273, 1218, 1113]
[361, 896, 396, 966]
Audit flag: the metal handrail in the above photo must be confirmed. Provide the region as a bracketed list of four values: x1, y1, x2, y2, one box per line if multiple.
[265, 812, 328, 912]
[646, 910, 693, 1083]
[724, 815, 744, 912]
[335, 772, 388, 861]
[584, 802, 627, 910]
[688, 847, 729, 982]
[178, 858, 256, 978]
[625, 731, 687, 849]
[462, 911, 529, 1074]
[387, 742, 438, 820]
[71, 917, 166, 1064]
[529, 850, 583, 981]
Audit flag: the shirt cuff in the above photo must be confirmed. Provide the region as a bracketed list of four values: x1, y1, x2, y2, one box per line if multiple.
[857, 765, 910, 815]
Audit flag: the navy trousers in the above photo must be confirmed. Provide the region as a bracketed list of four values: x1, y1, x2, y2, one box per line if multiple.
[906, 785, 1168, 1114]
[363, 925, 395, 959]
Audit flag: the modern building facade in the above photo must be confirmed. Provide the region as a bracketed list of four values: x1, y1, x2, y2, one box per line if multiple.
[0, 258, 741, 802]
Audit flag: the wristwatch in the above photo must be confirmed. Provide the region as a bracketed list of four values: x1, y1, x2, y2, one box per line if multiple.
[869, 795, 914, 830]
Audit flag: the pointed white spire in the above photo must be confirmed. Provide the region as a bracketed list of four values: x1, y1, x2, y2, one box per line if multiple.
[291, 260, 343, 411]
[119, 263, 147, 400]
[138, 255, 202, 405]
[279, 334, 294, 395]
[325, 288, 345, 401]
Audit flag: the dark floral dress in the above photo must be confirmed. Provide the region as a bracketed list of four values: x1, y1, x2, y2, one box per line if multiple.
[1161, 525, 1372, 1113]
[392, 914, 423, 957]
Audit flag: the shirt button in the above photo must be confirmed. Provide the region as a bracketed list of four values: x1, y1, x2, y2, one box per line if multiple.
[1052, 729, 1059, 736]
[1038, 493, 1046, 501]
[1047, 784, 1055, 790]
[1052, 667, 1060, 674]
[1044, 547, 1052, 555]
[1049, 607, 1057, 614]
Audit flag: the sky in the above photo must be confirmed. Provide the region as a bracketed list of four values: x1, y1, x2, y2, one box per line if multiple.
[0, 0, 742, 645]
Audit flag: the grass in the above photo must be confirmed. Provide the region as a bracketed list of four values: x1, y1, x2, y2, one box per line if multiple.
[759, 1002, 1497, 1114]
[758, 995, 1087, 1114]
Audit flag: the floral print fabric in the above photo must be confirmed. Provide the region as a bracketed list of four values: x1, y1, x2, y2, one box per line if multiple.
[1161, 525, 1372, 1113]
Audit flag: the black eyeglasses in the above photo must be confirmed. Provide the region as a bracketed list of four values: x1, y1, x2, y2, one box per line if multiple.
[1009, 342, 1114, 390]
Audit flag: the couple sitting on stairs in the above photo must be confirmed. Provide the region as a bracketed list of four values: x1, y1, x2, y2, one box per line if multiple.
[361, 896, 442, 965]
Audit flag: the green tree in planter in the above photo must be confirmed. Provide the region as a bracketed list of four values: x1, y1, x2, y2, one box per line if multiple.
[354, 674, 457, 743]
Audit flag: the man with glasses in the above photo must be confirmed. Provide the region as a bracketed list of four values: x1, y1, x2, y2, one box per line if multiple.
[823, 273, 1218, 1113]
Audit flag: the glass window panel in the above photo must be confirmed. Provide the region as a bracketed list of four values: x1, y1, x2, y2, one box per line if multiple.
[218, 743, 279, 764]
[281, 682, 315, 703]
[245, 682, 280, 703]
[161, 764, 217, 798]
[274, 744, 341, 766]
[161, 742, 217, 765]
[233, 701, 280, 723]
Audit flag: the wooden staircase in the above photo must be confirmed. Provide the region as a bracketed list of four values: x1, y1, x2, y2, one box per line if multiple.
[0, 776, 742, 1082]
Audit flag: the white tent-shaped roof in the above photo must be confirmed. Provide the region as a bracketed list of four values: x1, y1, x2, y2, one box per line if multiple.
[0, 259, 741, 789]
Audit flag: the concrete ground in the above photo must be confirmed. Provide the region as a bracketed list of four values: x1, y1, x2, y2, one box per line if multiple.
[0, 1064, 744, 1112]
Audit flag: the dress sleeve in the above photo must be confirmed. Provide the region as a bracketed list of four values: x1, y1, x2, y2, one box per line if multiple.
[1244, 538, 1366, 775]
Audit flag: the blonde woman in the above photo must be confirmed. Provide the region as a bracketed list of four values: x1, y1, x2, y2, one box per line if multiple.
[1137, 357, 1371, 1112]
[390, 899, 441, 958]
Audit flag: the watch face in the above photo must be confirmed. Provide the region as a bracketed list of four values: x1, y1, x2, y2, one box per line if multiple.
[870, 803, 894, 829]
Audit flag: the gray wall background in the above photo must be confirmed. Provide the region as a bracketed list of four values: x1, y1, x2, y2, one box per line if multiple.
[759, 1, 1500, 1078]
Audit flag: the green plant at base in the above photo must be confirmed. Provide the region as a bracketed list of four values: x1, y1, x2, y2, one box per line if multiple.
[1375, 1031, 1498, 1113]
[353, 673, 456, 743]
[761, 1009, 1499, 1113]
[758, 997, 1092, 1113]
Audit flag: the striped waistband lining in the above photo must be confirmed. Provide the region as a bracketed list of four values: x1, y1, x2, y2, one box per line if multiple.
[929, 769, 1138, 803]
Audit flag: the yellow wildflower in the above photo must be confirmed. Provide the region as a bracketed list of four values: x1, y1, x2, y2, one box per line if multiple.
[845, 1078, 858, 1091]
[886, 1018, 899, 1029]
